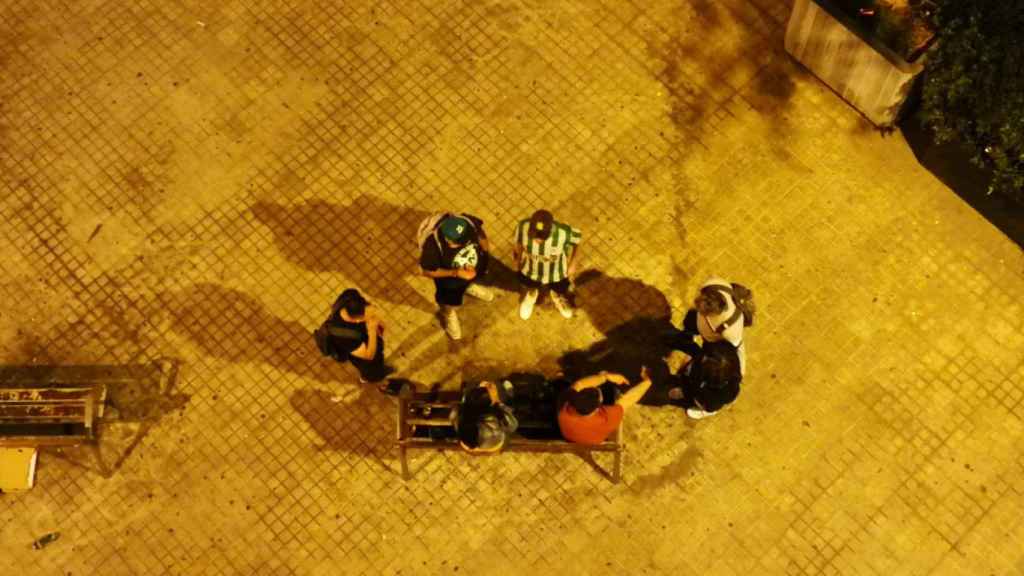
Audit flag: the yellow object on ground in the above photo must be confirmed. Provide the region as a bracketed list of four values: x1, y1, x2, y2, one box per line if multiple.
[0, 448, 38, 492]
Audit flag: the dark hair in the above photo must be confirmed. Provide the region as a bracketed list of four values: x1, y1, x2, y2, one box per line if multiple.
[528, 209, 554, 240]
[457, 387, 492, 447]
[569, 388, 601, 416]
[695, 287, 728, 316]
[333, 288, 367, 318]
[698, 341, 742, 389]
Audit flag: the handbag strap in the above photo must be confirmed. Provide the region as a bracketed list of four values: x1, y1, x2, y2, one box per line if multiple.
[323, 325, 362, 341]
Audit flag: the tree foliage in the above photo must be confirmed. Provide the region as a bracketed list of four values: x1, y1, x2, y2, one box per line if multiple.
[922, 0, 1024, 201]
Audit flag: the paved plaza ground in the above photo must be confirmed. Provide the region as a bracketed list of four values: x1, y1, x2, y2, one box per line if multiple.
[2, 0, 1023, 574]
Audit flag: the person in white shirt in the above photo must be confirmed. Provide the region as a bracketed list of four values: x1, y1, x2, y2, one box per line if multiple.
[669, 277, 748, 375]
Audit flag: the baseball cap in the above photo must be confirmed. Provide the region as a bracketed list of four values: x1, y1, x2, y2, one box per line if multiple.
[528, 209, 553, 240]
[440, 216, 470, 242]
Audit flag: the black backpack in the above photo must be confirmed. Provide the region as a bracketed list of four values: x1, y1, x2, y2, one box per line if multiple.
[313, 323, 362, 361]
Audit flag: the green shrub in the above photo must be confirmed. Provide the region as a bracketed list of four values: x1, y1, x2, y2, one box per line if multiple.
[922, 0, 1024, 202]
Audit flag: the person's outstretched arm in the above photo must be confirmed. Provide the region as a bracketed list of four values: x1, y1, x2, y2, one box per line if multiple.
[572, 371, 624, 391]
[615, 366, 653, 409]
[350, 309, 381, 360]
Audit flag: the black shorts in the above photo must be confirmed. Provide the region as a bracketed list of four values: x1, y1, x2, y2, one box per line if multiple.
[518, 274, 571, 295]
[433, 277, 471, 306]
[348, 338, 388, 382]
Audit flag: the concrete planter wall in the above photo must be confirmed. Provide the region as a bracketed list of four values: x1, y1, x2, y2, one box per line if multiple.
[785, 0, 929, 126]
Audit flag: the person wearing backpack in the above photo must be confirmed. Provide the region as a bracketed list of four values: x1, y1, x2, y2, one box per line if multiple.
[315, 289, 391, 394]
[668, 277, 753, 374]
[452, 380, 518, 453]
[418, 213, 493, 340]
[667, 339, 742, 419]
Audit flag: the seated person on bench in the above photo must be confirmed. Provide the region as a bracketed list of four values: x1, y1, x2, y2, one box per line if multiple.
[453, 380, 518, 453]
[668, 340, 742, 420]
[558, 367, 652, 445]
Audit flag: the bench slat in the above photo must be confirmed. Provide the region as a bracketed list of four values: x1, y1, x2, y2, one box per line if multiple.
[405, 418, 451, 426]
[399, 436, 619, 449]
[0, 436, 89, 447]
[0, 414, 87, 422]
[0, 399, 92, 406]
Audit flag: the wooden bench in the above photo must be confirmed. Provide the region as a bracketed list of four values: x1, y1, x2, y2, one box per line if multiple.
[0, 364, 160, 481]
[0, 368, 108, 449]
[395, 387, 624, 483]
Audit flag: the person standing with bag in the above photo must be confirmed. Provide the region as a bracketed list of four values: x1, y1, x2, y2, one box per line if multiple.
[668, 277, 754, 374]
[315, 289, 391, 395]
[418, 213, 494, 340]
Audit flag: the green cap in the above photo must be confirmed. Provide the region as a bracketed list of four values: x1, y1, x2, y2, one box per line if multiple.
[440, 216, 470, 242]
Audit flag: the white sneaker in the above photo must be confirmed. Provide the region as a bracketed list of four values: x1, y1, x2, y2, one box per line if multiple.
[686, 408, 714, 420]
[465, 283, 494, 302]
[550, 292, 573, 319]
[519, 289, 539, 320]
[442, 307, 462, 340]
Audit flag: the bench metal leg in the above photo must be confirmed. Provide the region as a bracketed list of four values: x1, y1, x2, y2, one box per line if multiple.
[397, 394, 411, 480]
[399, 445, 410, 480]
[91, 442, 112, 479]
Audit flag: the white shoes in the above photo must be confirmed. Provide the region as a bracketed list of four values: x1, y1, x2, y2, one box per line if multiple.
[686, 408, 714, 420]
[550, 292, 573, 319]
[519, 289, 539, 320]
[465, 283, 494, 302]
[520, 289, 573, 320]
[442, 307, 462, 340]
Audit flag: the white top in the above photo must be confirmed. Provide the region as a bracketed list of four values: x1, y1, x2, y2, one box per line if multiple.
[697, 277, 746, 374]
[697, 277, 744, 346]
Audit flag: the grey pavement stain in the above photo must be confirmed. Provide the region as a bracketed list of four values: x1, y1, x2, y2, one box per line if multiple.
[629, 439, 703, 493]
[250, 196, 435, 312]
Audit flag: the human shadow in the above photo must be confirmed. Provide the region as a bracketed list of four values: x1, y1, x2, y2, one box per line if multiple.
[476, 253, 523, 294]
[251, 195, 436, 311]
[161, 282, 354, 384]
[561, 269, 677, 405]
[289, 384, 397, 470]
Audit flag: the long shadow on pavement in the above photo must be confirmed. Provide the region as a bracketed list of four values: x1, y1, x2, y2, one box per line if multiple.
[561, 269, 677, 405]
[162, 282, 355, 385]
[251, 195, 436, 312]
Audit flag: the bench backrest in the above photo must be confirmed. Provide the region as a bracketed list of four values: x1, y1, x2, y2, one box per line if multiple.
[0, 365, 117, 448]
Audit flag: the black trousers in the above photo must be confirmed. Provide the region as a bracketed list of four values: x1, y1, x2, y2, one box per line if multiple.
[433, 277, 471, 306]
[349, 338, 388, 383]
[518, 274, 571, 296]
[665, 309, 702, 357]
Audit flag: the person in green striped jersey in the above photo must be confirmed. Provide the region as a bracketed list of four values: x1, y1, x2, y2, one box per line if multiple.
[513, 209, 582, 320]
